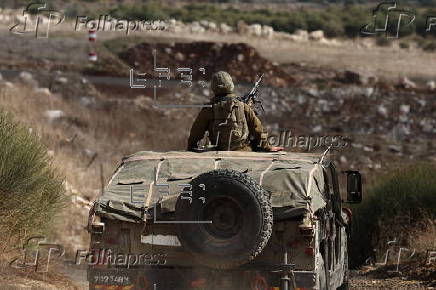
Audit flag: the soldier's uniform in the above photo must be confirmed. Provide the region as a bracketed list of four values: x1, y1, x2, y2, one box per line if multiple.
[187, 71, 272, 152]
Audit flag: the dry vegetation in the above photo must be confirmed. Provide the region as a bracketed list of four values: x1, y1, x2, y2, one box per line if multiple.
[0, 72, 205, 287]
[350, 163, 436, 286]
[0, 78, 195, 194]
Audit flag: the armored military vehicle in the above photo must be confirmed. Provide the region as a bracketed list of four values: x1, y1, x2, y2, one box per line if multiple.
[87, 150, 362, 290]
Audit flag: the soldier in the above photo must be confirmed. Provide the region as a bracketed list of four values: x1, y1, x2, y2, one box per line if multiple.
[187, 71, 283, 152]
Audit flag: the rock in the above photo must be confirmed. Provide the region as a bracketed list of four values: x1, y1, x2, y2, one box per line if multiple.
[44, 110, 65, 121]
[34, 88, 51, 95]
[318, 99, 330, 112]
[419, 118, 434, 133]
[400, 77, 416, 89]
[190, 22, 205, 33]
[3, 81, 14, 89]
[392, 123, 410, 142]
[19, 71, 38, 87]
[80, 96, 94, 107]
[340, 155, 347, 163]
[56, 77, 68, 84]
[294, 30, 309, 39]
[363, 87, 374, 97]
[202, 89, 210, 97]
[399, 104, 410, 114]
[19, 71, 33, 81]
[199, 20, 209, 27]
[416, 99, 426, 107]
[312, 125, 322, 133]
[220, 23, 232, 34]
[344, 70, 362, 84]
[286, 31, 308, 42]
[343, 70, 377, 85]
[307, 88, 319, 97]
[377, 105, 388, 118]
[363, 146, 374, 152]
[297, 95, 306, 105]
[208, 22, 217, 31]
[261, 25, 274, 38]
[175, 52, 185, 62]
[399, 115, 408, 123]
[309, 30, 324, 40]
[248, 24, 262, 37]
[388, 144, 402, 153]
[426, 80, 435, 90]
[167, 19, 181, 33]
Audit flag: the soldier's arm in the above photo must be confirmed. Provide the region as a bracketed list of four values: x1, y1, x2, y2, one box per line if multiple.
[243, 104, 273, 151]
[187, 108, 212, 151]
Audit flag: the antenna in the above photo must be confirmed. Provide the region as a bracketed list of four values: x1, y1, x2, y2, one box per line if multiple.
[318, 144, 333, 164]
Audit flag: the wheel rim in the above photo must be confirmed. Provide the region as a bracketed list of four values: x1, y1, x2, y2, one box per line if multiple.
[203, 197, 243, 239]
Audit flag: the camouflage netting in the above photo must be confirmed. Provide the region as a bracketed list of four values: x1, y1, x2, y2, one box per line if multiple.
[94, 151, 327, 223]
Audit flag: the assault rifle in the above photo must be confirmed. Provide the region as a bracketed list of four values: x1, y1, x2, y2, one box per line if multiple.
[238, 73, 265, 115]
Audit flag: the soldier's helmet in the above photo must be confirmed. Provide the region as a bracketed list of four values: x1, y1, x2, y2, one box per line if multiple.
[211, 71, 234, 95]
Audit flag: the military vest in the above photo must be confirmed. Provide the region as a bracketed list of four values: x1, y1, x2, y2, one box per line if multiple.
[211, 96, 249, 151]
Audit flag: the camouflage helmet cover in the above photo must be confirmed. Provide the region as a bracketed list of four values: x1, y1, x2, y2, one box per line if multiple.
[211, 71, 234, 95]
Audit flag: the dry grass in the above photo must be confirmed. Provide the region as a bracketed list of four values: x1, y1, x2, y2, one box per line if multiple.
[0, 74, 201, 287]
[0, 80, 195, 196]
[350, 163, 436, 268]
[0, 75, 200, 244]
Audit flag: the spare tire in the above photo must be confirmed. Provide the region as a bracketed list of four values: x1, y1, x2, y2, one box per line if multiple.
[175, 169, 273, 269]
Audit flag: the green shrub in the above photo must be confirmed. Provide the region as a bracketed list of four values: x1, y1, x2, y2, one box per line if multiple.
[350, 163, 436, 267]
[0, 109, 65, 243]
[422, 39, 436, 51]
[106, 3, 373, 38]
